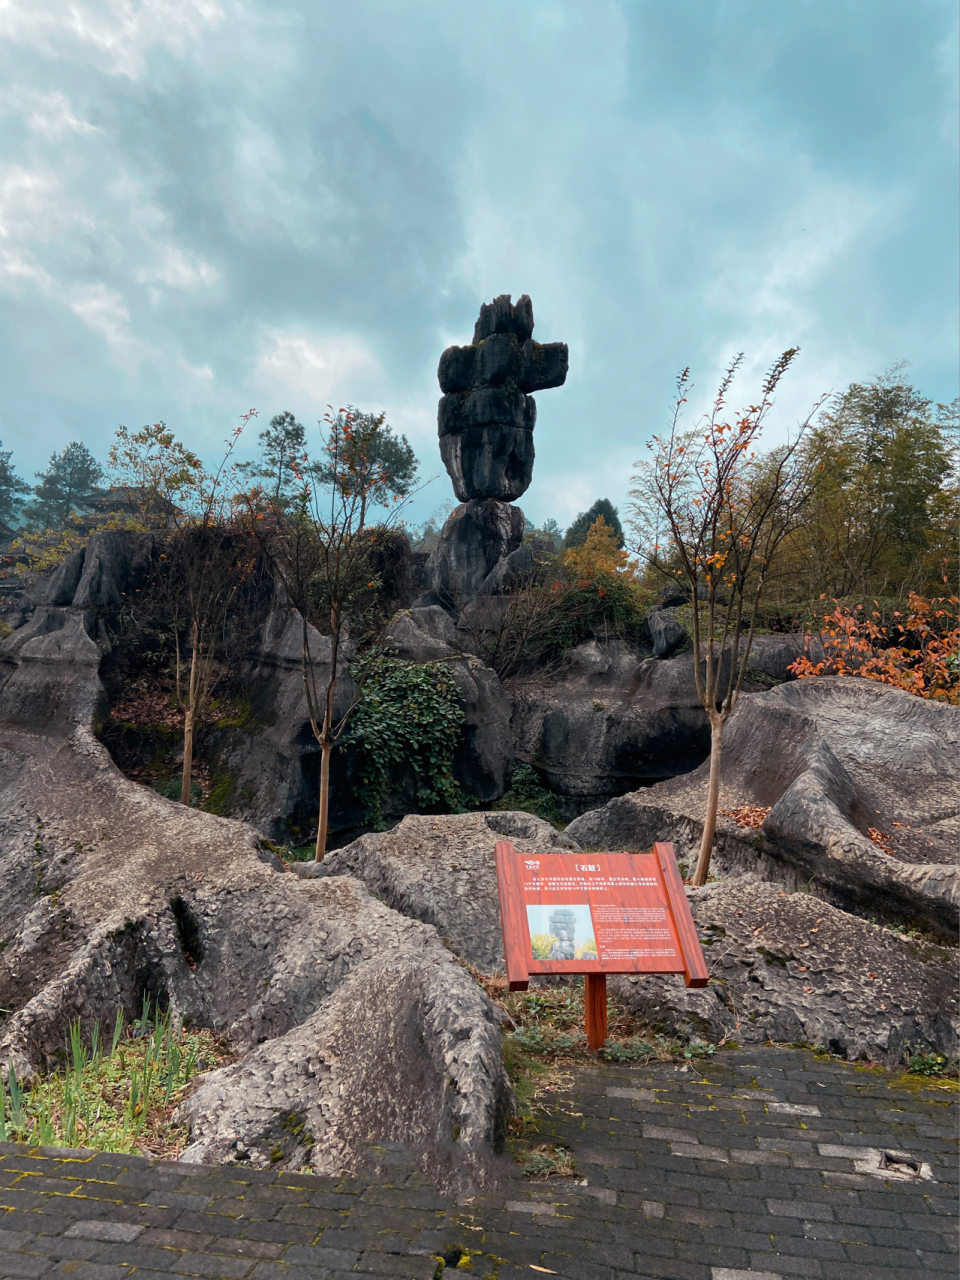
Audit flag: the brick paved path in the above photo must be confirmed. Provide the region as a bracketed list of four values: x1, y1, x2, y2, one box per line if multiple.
[0, 1048, 956, 1279]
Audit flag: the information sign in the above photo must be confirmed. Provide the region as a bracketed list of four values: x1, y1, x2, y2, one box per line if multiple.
[494, 841, 709, 1049]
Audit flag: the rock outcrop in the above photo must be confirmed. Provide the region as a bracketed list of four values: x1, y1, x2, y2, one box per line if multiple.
[436, 293, 568, 504]
[508, 635, 811, 817]
[312, 812, 958, 1067]
[612, 876, 958, 1067]
[567, 676, 959, 937]
[421, 293, 567, 610]
[384, 606, 514, 805]
[0, 532, 511, 1192]
[303, 810, 579, 973]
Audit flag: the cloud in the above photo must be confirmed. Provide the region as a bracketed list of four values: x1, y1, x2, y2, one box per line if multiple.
[0, 0, 954, 528]
[253, 329, 382, 411]
[0, 0, 224, 78]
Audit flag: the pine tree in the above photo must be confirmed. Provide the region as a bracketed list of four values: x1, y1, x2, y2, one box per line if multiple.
[24, 442, 103, 529]
[563, 498, 624, 550]
[239, 411, 307, 503]
[0, 441, 30, 526]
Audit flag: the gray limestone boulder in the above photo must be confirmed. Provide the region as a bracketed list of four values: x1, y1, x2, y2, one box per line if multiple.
[204, 596, 365, 842]
[0, 533, 511, 1192]
[419, 498, 525, 609]
[509, 636, 815, 817]
[382, 607, 514, 804]
[646, 608, 687, 659]
[439, 423, 536, 504]
[303, 811, 579, 972]
[612, 876, 958, 1067]
[567, 677, 959, 937]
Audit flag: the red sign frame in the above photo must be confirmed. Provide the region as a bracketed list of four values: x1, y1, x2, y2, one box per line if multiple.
[494, 841, 708, 1046]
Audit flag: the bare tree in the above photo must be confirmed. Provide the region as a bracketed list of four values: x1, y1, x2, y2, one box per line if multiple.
[248, 407, 413, 859]
[630, 352, 824, 884]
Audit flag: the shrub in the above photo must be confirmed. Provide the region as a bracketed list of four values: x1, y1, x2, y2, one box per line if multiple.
[789, 592, 958, 704]
[346, 651, 466, 826]
[494, 762, 566, 827]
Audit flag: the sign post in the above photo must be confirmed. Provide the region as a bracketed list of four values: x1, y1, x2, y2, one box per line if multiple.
[494, 841, 709, 1051]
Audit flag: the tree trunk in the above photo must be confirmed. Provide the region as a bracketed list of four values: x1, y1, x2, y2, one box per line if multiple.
[181, 708, 195, 806]
[692, 717, 724, 886]
[181, 631, 201, 806]
[315, 737, 332, 861]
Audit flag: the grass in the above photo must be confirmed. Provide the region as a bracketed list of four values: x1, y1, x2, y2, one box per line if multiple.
[0, 996, 232, 1157]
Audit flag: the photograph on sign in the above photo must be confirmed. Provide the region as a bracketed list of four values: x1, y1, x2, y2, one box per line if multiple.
[526, 903, 597, 961]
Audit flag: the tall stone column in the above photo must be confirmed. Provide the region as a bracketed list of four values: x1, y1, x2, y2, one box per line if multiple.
[420, 294, 568, 610]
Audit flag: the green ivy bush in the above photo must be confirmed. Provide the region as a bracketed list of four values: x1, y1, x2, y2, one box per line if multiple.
[346, 651, 467, 828]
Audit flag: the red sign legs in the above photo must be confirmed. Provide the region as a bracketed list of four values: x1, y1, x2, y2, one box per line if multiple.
[584, 973, 608, 1050]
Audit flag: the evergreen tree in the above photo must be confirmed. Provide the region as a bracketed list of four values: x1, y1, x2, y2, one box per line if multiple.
[23, 442, 103, 529]
[771, 368, 958, 602]
[563, 498, 624, 550]
[0, 441, 30, 526]
[239, 411, 307, 502]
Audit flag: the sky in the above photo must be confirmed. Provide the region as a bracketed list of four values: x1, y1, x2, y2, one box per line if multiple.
[0, 0, 957, 532]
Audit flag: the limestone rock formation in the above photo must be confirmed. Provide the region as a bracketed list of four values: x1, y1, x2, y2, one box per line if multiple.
[437, 293, 568, 503]
[310, 813, 957, 1067]
[303, 811, 579, 973]
[0, 532, 510, 1192]
[202, 593, 365, 843]
[418, 499, 525, 609]
[508, 635, 809, 817]
[421, 294, 567, 610]
[611, 876, 958, 1067]
[383, 607, 514, 804]
[566, 676, 959, 937]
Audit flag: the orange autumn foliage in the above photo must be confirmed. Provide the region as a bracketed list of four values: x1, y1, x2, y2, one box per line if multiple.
[788, 592, 959, 705]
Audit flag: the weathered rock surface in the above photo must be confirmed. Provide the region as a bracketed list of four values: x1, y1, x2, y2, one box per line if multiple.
[384, 608, 514, 805]
[567, 677, 959, 936]
[422, 293, 567, 608]
[419, 499, 525, 610]
[508, 636, 805, 816]
[204, 596, 366, 843]
[646, 608, 687, 659]
[306, 811, 579, 972]
[612, 876, 958, 1066]
[436, 293, 568, 503]
[0, 533, 511, 1191]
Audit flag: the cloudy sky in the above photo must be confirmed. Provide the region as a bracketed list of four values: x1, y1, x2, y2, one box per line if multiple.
[0, 0, 956, 530]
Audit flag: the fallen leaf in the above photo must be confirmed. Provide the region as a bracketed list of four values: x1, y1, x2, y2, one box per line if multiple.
[753, 926, 765, 935]
[795, 966, 807, 972]
[803, 986, 814, 993]
[808, 928, 818, 934]
[194, 873, 203, 882]
[867, 973, 877, 980]
[778, 892, 789, 898]
[867, 828, 895, 855]
[720, 804, 770, 830]
[799, 941, 810, 948]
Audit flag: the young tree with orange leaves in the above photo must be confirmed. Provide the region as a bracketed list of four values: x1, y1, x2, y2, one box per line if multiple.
[630, 352, 824, 885]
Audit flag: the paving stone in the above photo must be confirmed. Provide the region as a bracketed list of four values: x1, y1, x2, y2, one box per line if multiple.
[64, 1220, 145, 1242]
[0, 1048, 953, 1278]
